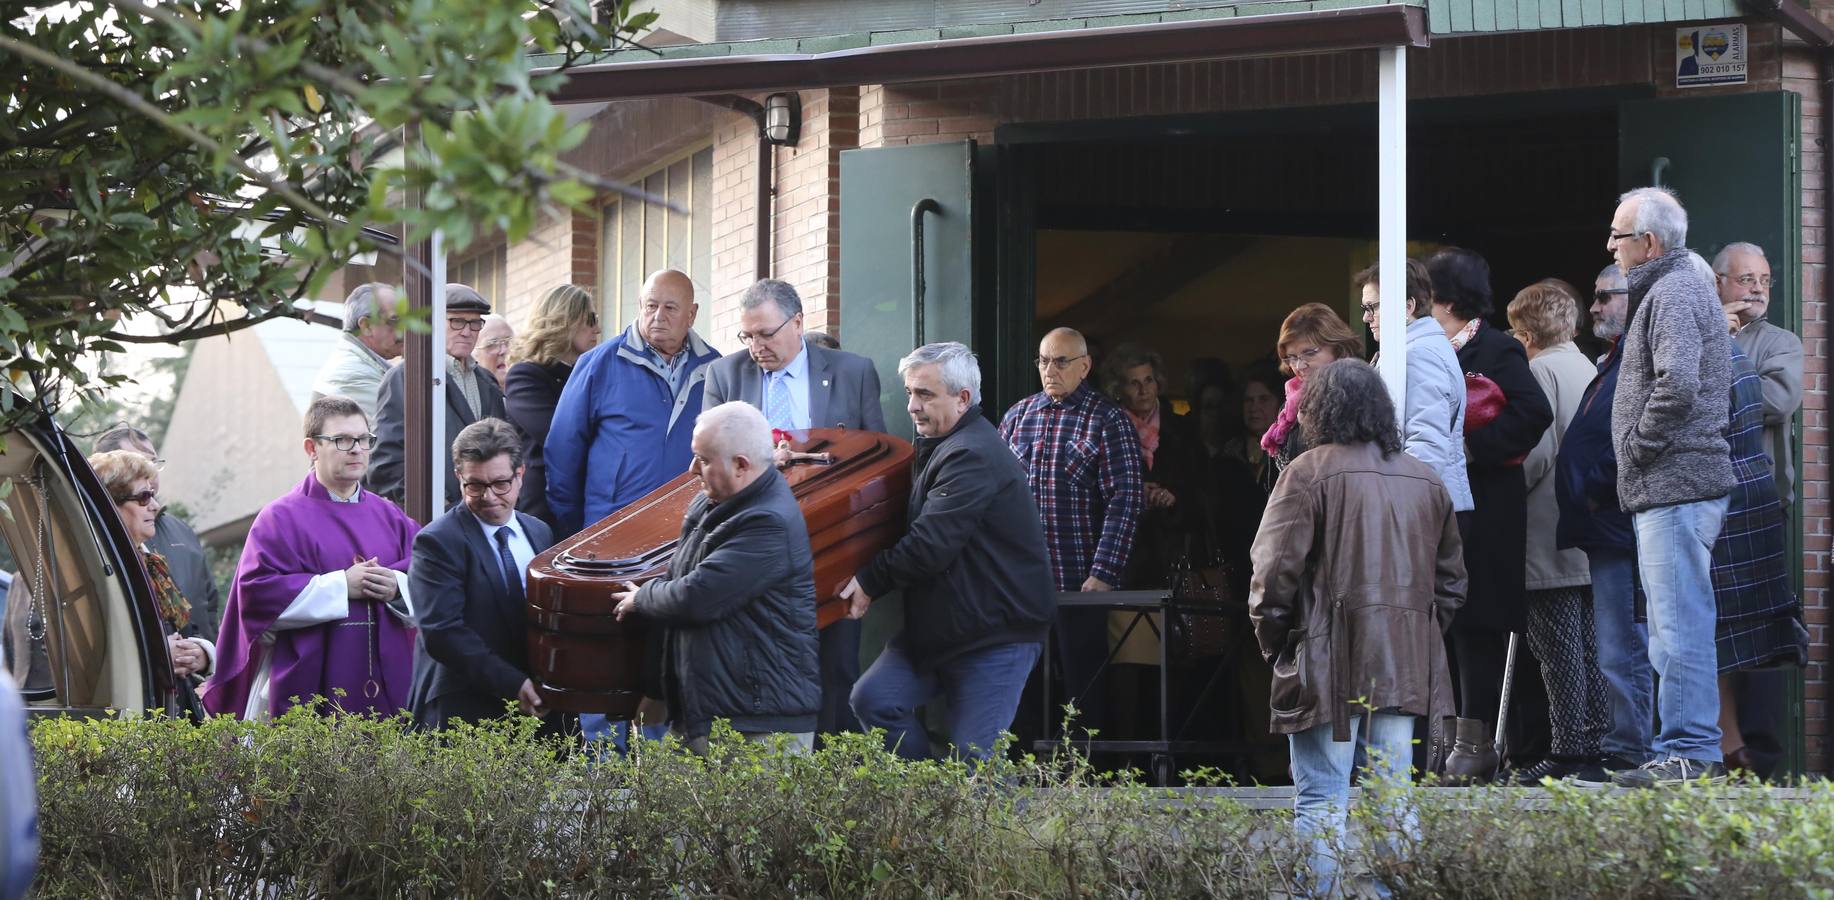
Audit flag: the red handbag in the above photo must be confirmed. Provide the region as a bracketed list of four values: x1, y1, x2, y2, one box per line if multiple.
[1463, 372, 1527, 466]
[1463, 372, 1505, 433]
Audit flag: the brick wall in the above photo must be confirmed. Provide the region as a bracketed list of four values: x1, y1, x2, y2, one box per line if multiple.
[1783, 17, 1831, 771]
[501, 209, 597, 326]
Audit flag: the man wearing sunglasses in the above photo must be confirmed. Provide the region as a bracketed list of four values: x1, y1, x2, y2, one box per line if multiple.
[311, 282, 405, 422]
[370, 283, 509, 511]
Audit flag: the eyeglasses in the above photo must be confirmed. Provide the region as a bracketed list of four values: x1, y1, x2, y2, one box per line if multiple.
[446, 317, 487, 333]
[1035, 354, 1087, 371]
[1608, 231, 1644, 243]
[1722, 273, 1772, 289]
[314, 433, 379, 452]
[1280, 347, 1327, 368]
[115, 489, 158, 508]
[736, 316, 797, 346]
[481, 338, 511, 353]
[585, 311, 599, 328]
[1593, 289, 1628, 303]
[459, 476, 517, 497]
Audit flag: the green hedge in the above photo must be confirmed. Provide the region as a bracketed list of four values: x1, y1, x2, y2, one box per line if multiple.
[26, 710, 1834, 898]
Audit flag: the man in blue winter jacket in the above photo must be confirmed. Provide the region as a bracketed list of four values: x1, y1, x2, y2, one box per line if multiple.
[544, 269, 721, 537]
[1554, 263, 1649, 775]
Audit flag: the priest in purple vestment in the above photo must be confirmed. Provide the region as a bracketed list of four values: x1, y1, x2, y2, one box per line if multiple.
[202, 396, 420, 719]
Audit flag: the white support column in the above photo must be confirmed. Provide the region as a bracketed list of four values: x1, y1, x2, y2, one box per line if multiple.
[429, 230, 448, 516]
[1377, 45, 1408, 413]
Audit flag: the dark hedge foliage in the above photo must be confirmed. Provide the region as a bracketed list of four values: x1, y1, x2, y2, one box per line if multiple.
[25, 709, 1834, 898]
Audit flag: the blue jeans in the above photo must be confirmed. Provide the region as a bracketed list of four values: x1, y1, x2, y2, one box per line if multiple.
[581, 714, 669, 755]
[1289, 713, 1416, 899]
[851, 640, 1042, 761]
[1633, 496, 1729, 763]
[1588, 550, 1654, 764]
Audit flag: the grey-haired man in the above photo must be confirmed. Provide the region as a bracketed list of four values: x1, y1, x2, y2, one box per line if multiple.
[312, 282, 404, 421]
[1605, 187, 1734, 787]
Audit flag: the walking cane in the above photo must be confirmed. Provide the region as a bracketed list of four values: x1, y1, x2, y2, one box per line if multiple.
[1494, 632, 1520, 772]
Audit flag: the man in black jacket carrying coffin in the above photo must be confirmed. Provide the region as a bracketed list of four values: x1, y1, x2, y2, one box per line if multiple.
[841, 342, 1057, 762]
[612, 401, 821, 753]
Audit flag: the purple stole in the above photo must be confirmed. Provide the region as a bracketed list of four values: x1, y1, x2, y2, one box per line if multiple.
[202, 474, 419, 718]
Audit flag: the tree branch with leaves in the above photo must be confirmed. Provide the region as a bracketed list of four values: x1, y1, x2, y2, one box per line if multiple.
[0, 0, 661, 428]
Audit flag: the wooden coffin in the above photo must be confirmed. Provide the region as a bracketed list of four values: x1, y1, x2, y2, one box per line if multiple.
[526, 428, 914, 715]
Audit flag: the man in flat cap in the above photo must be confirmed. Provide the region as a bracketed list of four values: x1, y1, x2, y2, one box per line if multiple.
[371, 283, 509, 510]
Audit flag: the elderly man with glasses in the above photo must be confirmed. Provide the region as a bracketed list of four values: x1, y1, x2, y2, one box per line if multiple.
[311, 282, 405, 421]
[999, 326, 1143, 740]
[1603, 187, 1735, 787]
[1710, 241, 1806, 781]
[369, 284, 509, 511]
[701, 279, 885, 736]
[202, 396, 421, 721]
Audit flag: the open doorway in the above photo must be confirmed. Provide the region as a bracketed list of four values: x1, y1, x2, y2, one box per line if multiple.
[1007, 96, 1624, 781]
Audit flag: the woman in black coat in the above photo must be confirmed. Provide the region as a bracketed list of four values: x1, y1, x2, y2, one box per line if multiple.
[503, 284, 601, 533]
[1427, 249, 1554, 768]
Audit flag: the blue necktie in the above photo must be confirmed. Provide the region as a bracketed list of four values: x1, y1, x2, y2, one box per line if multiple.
[494, 526, 524, 602]
[766, 370, 794, 430]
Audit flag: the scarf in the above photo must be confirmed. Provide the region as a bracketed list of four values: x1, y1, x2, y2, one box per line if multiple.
[1260, 375, 1305, 457]
[1448, 317, 1482, 351]
[142, 551, 192, 631]
[1125, 405, 1161, 470]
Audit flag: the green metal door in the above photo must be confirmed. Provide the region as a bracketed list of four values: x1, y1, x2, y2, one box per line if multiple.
[1619, 91, 1801, 331]
[839, 141, 978, 441]
[1619, 90, 1806, 776]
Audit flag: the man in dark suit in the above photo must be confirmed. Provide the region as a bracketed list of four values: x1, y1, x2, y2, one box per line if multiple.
[370, 284, 509, 509]
[702, 278, 886, 735]
[407, 418, 557, 730]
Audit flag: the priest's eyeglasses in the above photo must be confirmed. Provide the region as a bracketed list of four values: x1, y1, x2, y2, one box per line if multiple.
[460, 477, 517, 497]
[314, 433, 379, 452]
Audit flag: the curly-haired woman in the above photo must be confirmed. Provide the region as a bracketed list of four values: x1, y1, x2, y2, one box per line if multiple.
[1249, 360, 1464, 896]
[504, 285, 602, 532]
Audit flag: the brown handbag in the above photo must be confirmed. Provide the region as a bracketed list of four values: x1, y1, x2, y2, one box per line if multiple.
[1167, 527, 1242, 661]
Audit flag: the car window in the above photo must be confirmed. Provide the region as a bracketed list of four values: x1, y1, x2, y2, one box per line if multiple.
[0, 438, 139, 712]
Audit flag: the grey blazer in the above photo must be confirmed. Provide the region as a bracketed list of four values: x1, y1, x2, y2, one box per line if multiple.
[1733, 318, 1803, 508]
[370, 360, 508, 508]
[702, 339, 887, 433]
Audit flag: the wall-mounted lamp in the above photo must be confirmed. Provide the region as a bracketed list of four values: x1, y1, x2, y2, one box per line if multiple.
[763, 92, 802, 146]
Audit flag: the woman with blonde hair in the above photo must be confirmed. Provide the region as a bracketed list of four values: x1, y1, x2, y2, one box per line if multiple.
[1505, 278, 1612, 783]
[91, 450, 214, 716]
[505, 284, 601, 530]
[1261, 302, 1363, 473]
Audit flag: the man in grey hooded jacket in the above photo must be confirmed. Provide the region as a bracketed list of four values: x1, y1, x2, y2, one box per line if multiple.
[1605, 186, 1733, 788]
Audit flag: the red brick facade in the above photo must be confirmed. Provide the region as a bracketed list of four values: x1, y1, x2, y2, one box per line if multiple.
[499, 19, 1832, 770]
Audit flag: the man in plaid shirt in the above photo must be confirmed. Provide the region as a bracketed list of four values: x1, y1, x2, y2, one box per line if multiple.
[1000, 327, 1143, 736]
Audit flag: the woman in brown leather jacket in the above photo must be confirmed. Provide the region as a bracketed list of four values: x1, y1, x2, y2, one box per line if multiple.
[1248, 360, 1466, 895]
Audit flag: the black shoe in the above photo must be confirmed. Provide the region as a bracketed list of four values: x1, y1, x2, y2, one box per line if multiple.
[1504, 757, 1598, 786]
[1611, 757, 1728, 788]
